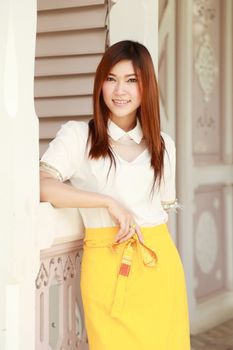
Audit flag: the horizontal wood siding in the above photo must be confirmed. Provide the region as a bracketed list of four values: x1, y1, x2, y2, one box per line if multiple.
[35, 55, 103, 76]
[37, 6, 107, 32]
[36, 29, 106, 57]
[38, 0, 105, 11]
[35, 0, 108, 156]
[35, 75, 94, 97]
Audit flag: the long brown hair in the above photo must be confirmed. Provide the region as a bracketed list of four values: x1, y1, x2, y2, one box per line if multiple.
[88, 40, 165, 190]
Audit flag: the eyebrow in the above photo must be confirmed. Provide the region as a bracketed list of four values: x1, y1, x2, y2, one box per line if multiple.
[108, 73, 137, 77]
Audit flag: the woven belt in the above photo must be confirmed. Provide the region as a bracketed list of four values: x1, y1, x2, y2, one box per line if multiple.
[110, 234, 158, 318]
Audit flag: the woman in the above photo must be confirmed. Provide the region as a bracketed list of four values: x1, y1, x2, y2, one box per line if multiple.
[40, 40, 190, 350]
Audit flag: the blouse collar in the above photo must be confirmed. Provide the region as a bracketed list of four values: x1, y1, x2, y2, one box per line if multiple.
[107, 119, 143, 144]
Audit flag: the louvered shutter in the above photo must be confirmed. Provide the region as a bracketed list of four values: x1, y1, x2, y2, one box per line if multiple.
[35, 0, 108, 156]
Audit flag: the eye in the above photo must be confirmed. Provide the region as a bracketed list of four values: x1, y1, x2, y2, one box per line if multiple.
[127, 78, 138, 83]
[106, 76, 115, 82]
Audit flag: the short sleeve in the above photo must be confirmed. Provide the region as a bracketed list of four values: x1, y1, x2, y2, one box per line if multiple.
[159, 132, 177, 210]
[40, 121, 88, 182]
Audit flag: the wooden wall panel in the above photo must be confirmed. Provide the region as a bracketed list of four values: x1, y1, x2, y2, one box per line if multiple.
[36, 30, 106, 57]
[37, 7, 106, 33]
[36, 96, 93, 117]
[35, 0, 108, 157]
[35, 75, 94, 97]
[192, 0, 223, 164]
[194, 185, 226, 301]
[38, 0, 105, 11]
[35, 55, 103, 76]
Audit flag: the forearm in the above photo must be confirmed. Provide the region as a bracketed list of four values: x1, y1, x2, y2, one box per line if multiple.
[40, 177, 112, 209]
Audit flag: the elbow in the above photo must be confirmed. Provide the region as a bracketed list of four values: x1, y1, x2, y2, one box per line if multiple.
[39, 172, 53, 203]
[39, 176, 52, 203]
[39, 180, 48, 203]
[39, 178, 60, 208]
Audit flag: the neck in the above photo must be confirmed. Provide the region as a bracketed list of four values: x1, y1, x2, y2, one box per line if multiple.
[110, 115, 137, 132]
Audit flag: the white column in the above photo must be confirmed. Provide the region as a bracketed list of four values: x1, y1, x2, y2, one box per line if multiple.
[108, 0, 158, 71]
[0, 0, 39, 349]
[176, 0, 196, 332]
[222, 0, 233, 164]
[224, 185, 233, 290]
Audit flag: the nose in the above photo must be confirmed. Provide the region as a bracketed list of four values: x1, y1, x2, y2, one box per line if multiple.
[114, 81, 125, 95]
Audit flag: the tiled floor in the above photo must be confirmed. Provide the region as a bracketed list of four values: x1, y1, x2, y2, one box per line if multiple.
[191, 318, 233, 350]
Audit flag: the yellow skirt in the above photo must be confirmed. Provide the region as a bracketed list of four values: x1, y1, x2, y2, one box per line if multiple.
[80, 224, 190, 350]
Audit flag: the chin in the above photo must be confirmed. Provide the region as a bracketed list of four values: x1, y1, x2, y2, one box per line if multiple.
[112, 114, 134, 119]
[110, 108, 138, 118]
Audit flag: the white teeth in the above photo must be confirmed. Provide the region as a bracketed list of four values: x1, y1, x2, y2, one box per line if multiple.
[113, 99, 130, 105]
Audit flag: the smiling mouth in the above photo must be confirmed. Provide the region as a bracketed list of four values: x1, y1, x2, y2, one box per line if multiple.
[112, 99, 130, 105]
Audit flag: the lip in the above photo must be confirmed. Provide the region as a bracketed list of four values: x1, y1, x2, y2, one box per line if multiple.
[112, 99, 131, 105]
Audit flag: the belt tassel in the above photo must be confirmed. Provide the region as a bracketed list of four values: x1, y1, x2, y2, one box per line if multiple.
[110, 234, 158, 318]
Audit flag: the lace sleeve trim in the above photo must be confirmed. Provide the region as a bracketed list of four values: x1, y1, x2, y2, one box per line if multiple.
[39, 161, 63, 182]
[161, 199, 183, 212]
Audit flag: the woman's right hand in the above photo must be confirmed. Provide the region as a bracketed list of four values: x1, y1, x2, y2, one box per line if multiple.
[106, 198, 144, 244]
[40, 171, 143, 243]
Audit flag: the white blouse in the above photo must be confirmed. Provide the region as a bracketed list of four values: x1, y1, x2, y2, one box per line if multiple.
[40, 120, 177, 228]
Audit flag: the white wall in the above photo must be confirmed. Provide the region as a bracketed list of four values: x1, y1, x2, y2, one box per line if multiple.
[109, 0, 158, 72]
[0, 0, 39, 348]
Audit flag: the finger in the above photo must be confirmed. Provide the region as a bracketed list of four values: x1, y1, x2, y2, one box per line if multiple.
[114, 216, 131, 242]
[114, 221, 128, 242]
[118, 228, 134, 243]
[118, 222, 137, 243]
[114, 227, 125, 242]
[118, 218, 136, 242]
[124, 215, 131, 235]
[135, 226, 144, 244]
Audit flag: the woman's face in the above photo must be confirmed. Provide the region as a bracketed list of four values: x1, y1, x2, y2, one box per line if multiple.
[102, 60, 141, 126]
